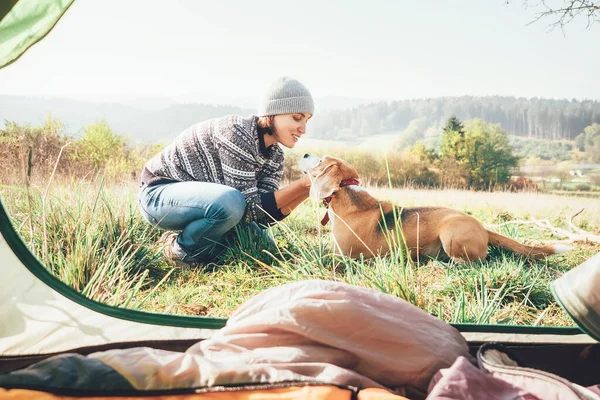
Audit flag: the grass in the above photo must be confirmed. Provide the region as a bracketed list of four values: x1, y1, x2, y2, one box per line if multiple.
[1, 177, 599, 326]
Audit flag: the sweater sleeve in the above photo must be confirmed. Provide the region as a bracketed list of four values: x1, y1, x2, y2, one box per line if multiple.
[256, 149, 286, 223]
[212, 116, 274, 225]
[260, 192, 286, 223]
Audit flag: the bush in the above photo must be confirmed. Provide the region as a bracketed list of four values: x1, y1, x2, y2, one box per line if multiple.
[0, 116, 73, 184]
[0, 118, 165, 185]
[589, 174, 600, 187]
[284, 148, 440, 188]
[508, 176, 539, 192]
[575, 184, 591, 191]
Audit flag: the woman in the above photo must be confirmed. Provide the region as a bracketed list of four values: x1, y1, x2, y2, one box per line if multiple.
[138, 76, 314, 268]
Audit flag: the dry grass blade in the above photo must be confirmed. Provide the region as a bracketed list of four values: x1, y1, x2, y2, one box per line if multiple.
[486, 211, 600, 244]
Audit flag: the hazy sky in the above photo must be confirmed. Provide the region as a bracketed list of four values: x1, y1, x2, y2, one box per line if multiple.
[0, 0, 598, 103]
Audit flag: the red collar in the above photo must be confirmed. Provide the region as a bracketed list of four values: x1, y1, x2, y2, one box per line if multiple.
[321, 178, 360, 226]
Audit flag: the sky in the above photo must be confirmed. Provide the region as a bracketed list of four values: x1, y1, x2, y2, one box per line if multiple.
[0, 0, 599, 104]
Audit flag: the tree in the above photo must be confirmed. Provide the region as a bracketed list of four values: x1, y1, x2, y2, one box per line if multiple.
[440, 115, 467, 164]
[574, 123, 600, 162]
[462, 120, 520, 189]
[439, 118, 521, 190]
[74, 121, 125, 169]
[409, 141, 438, 164]
[443, 115, 466, 136]
[509, 0, 600, 30]
[554, 161, 573, 189]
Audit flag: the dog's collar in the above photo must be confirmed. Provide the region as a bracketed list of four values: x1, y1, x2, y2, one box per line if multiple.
[321, 178, 360, 226]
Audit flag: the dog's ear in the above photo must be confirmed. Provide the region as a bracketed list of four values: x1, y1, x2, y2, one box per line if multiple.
[310, 164, 342, 200]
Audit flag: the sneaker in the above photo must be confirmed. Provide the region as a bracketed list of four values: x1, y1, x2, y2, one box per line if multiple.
[158, 231, 199, 269]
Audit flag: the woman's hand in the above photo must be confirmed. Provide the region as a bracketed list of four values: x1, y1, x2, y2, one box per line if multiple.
[299, 173, 312, 189]
[274, 174, 312, 215]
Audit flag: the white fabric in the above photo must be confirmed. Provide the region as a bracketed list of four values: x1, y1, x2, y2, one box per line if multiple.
[91, 280, 474, 394]
[0, 234, 215, 355]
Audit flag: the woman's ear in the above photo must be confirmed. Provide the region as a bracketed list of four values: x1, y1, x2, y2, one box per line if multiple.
[310, 164, 342, 200]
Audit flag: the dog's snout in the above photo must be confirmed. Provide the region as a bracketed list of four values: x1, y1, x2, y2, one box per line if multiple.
[298, 153, 321, 174]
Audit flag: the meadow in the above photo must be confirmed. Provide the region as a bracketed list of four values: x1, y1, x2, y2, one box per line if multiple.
[2, 176, 599, 327]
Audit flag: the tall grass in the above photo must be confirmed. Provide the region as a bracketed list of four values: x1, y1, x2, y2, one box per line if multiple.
[1, 178, 168, 308]
[1, 178, 598, 325]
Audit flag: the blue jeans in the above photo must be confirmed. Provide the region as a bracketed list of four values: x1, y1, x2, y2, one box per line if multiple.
[138, 181, 265, 261]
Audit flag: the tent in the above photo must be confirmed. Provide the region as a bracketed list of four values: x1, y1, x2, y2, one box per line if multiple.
[1, 1, 600, 398]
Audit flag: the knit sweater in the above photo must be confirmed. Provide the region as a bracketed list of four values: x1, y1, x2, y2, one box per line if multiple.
[140, 115, 286, 225]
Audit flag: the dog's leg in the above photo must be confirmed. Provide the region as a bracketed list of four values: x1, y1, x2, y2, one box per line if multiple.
[439, 223, 488, 263]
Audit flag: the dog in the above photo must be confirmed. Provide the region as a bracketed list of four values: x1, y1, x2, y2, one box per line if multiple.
[299, 154, 572, 262]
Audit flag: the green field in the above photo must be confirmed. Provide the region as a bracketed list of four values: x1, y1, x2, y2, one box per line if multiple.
[1, 180, 599, 327]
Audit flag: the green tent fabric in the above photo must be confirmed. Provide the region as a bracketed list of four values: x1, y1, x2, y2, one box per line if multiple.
[0, 0, 75, 69]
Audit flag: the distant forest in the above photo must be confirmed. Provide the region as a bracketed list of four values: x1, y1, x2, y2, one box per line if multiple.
[2, 95, 599, 145]
[309, 96, 600, 141]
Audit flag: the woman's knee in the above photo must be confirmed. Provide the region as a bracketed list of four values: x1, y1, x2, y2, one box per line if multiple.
[137, 188, 160, 227]
[217, 188, 246, 224]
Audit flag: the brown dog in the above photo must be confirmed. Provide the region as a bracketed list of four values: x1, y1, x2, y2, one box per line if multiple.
[299, 154, 572, 262]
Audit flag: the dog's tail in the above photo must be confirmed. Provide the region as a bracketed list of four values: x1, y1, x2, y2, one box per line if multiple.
[486, 230, 573, 259]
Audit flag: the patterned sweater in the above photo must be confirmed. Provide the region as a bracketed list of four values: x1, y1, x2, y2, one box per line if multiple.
[140, 115, 285, 225]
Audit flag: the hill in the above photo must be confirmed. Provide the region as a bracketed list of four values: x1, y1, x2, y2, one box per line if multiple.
[2, 94, 599, 144]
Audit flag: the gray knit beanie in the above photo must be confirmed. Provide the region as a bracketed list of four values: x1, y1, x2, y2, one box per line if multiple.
[257, 76, 314, 117]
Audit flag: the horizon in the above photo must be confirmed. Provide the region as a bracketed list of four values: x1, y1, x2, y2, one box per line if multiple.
[0, 1, 598, 105]
[2, 92, 600, 109]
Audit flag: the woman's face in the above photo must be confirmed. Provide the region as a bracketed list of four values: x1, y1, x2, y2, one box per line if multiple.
[267, 113, 312, 148]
